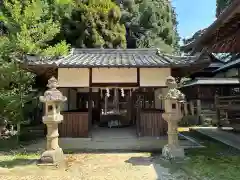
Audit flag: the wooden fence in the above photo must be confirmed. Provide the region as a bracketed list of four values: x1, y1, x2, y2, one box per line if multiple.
[59, 112, 89, 137]
[138, 111, 167, 137]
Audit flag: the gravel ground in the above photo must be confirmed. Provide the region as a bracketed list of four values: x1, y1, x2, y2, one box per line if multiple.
[0, 153, 159, 180]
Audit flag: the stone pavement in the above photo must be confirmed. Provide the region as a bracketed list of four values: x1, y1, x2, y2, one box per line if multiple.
[194, 128, 240, 150]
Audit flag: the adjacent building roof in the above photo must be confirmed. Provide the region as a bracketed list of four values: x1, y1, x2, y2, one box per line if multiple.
[208, 62, 224, 68]
[183, 0, 240, 54]
[180, 29, 206, 53]
[182, 78, 240, 87]
[214, 57, 240, 73]
[186, 53, 225, 79]
[25, 48, 205, 68]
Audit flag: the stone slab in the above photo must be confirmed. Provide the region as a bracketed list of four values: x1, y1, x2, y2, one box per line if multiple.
[194, 128, 240, 150]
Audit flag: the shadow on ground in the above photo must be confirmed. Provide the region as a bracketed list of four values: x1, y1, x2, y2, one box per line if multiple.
[125, 156, 153, 166]
[0, 158, 37, 168]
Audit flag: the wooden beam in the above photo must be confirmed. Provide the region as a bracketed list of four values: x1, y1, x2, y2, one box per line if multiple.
[91, 83, 139, 87]
[89, 68, 92, 87]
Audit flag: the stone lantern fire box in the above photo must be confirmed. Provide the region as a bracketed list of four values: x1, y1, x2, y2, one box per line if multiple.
[38, 77, 67, 165]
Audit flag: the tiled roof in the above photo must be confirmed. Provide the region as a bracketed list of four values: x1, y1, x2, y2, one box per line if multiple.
[26, 48, 202, 68]
[208, 62, 224, 68]
[182, 78, 240, 87]
[189, 0, 240, 54]
[214, 58, 240, 73]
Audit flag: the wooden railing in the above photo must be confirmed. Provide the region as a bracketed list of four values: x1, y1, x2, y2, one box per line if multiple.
[215, 95, 240, 129]
[182, 100, 202, 117]
[138, 110, 167, 137]
[215, 95, 240, 109]
[182, 99, 217, 126]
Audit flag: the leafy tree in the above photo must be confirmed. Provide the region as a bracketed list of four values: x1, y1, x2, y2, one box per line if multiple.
[216, 0, 232, 17]
[0, 56, 35, 140]
[44, 0, 75, 21]
[118, 0, 179, 53]
[0, 0, 71, 140]
[0, 0, 70, 57]
[61, 0, 126, 48]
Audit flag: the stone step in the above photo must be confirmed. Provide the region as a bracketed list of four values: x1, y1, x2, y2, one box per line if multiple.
[26, 137, 200, 152]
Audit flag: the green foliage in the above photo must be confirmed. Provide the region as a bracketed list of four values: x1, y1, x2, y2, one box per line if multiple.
[216, 0, 232, 17]
[1, 0, 70, 57]
[183, 131, 240, 180]
[119, 0, 179, 53]
[62, 0, 126, 48]
[0, 0, 71, 137]
[0, 58, 35, 124]
[45, 0, 75, 20]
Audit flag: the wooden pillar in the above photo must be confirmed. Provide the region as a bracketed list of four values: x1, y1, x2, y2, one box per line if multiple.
[104, 93, 108, 113]
[88, 88, 92, 131]
[196, 99, 201, 117]
[189, 101, 194, 115]
[128, 91, 132, 124]
[137, 68, 140, 87]
[215, 94, 221, 127]
[88, 68, 93, 135]
[114, 88, 119, 112]
[184, 102, 188, 116]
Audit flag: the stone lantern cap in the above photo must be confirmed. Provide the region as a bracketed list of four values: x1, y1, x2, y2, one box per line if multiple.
[39, 77, 67, 103]
[165, 76, 185, 102]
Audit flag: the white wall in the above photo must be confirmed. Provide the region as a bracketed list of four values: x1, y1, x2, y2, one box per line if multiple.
[58, 68, 89, 87]
[92, 68, 137, 83]
[58, 67, 171, 87]
[140, 68, 171, 87]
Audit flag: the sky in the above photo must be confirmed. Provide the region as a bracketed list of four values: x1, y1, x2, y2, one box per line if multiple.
[172, 0, 216, 41]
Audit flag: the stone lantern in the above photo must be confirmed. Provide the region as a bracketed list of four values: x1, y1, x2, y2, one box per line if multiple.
[38, 77, 67, 165]
[162, 76, 185, 159]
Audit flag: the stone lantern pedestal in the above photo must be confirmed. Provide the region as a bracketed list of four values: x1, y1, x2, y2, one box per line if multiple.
[38, 77, 67, 166]
[162, 76, 185, 159]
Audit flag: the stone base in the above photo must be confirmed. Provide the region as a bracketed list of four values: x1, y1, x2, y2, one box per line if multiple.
[38, 148, 65, 166]
[162, 144, 185, 159]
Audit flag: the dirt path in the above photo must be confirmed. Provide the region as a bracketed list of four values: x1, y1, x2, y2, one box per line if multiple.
[0, 153, 159, 180]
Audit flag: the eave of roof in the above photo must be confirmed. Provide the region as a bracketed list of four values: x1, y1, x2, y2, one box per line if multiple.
[180, 29, 206, 53]
[208, 62, 224, 68]
[190, 0, 240, 53]
[214, 57, 240, 73]
[24, 48, 204, 68]
[180, 41, 195, 52]
[181, 77, 240, 87]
